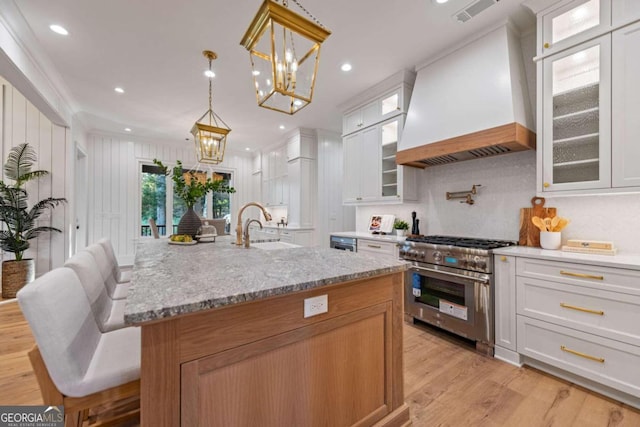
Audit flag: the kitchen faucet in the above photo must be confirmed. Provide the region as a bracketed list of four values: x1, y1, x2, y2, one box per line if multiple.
[243, 219, 263, 248]
[235, 202, 272, 246]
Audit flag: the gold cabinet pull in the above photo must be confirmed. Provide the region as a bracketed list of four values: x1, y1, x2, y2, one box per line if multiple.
[560, 345, 604, 363]
[560, 303, 604, 316]
[560, 270, 604, 280]
[544, 42, 550, 49]
[367, 244, 382, 249]
[543, 182, 550, 188]
[500, 256, 507, 262]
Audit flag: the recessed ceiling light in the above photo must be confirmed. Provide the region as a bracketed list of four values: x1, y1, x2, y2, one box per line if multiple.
[434, 0, 449, 3]
[252, 70, 260, 76]
[124, 128, 132, 132]
[49, 24, 68, 35]
[279, 125, 285, 130]
[245, 147, 251, 151]
[114, 87, 125, 94]
[204, 70, 215, 78]
[341, 63, 352, 72]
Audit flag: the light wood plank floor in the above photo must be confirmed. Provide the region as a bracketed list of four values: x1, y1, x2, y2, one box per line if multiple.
[2, 299, 639, 426]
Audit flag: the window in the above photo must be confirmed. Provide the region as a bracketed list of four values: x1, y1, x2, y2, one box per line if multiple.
[141, 163, 233, 236]
[141, 164, 167, 236]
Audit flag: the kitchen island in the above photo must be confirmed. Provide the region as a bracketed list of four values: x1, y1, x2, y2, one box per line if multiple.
[125, 237, 409, 427]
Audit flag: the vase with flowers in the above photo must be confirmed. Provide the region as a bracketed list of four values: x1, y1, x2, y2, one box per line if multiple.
[153, 159, 235, 237]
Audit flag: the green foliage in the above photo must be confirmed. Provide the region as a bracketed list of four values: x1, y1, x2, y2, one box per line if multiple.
[152, 159, 236, 209]
[0, 144, 66, 261]
[141, 172, 166, 224]
[393, 219, 409, 230]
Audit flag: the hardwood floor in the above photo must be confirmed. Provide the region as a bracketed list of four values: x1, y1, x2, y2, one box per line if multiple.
[2, 299, 639, 426]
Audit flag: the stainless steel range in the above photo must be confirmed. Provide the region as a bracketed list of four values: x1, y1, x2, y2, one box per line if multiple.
[400, 235, 517, 355]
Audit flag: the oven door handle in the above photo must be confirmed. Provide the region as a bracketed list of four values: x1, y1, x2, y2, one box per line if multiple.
[408, 265, 490, 285]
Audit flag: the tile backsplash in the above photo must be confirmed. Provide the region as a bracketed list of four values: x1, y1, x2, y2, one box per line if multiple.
[356, 150, 640, 253]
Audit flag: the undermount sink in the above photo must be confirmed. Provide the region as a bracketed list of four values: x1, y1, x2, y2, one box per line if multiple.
[251, 241, 301, 250]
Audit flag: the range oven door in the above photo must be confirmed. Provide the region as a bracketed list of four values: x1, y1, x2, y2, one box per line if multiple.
[404, 265, 493, 346]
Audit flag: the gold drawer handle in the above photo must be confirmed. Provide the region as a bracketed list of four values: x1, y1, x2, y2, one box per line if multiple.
[560, 345, 605, 363]
[560, 303, 604, 316]
[544, 42, 550, 49]
[500, 256, 507, 262]
[560, 270, 604, 280]
[367, 244, 382, 249]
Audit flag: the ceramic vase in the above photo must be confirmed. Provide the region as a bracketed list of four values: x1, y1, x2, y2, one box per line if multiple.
[177, 207, 202, 237]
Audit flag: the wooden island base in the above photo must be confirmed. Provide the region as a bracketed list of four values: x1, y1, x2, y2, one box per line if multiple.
[139, 272, 409, 426]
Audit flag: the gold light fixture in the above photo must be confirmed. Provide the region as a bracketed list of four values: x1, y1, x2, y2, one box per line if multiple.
[240, 0, 331, 115]
[191, 50, 230, 164]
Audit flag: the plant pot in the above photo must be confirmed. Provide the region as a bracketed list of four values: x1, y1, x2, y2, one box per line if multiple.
[396, 229, 406, 237]
[2, 259, 35, 299]
[177, 207, 202, 237]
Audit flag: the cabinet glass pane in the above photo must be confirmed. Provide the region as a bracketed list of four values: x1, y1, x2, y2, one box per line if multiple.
[552, 0, 600, 44]
[551, 45, 600, 184]
[381, 94, 399, 115]
[381, 121, 398, 197]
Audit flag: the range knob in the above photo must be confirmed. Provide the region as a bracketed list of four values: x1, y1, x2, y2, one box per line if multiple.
[476, 260, 487, 270]
[433, 251, 442, 262]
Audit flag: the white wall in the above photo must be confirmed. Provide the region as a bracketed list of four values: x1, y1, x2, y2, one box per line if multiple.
[0, 76, 69, 275]
[87, 134, 254, 265]
[356, 150, 640, 253]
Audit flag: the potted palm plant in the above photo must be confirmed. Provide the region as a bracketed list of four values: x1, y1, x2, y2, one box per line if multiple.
[0, 143, 66, 298]
[153, 159, 235, 237]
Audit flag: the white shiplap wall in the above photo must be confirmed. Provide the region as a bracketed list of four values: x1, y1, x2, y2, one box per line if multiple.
[0, 77, 69, 275]
[87, 134, 254, 265]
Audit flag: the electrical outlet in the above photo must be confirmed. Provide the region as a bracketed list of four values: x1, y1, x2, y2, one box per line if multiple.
[304, 294, 328, 318]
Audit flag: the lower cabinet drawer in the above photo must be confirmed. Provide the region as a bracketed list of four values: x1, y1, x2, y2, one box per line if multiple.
[517, 315, 640, 397]
[517, 276, 640, 347]
[357, 240, 397, 258]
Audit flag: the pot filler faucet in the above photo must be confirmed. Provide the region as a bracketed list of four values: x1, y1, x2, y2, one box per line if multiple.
[235, 202, 272, 247]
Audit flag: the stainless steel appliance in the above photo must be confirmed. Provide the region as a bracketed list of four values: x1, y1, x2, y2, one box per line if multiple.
[401, 235, 517, 355]
[330, 235, 357, 252]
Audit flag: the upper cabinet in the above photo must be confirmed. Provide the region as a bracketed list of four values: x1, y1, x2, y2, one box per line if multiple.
[533, 0, 640, 195]
[540, 0, 611, 55]
[340, 70, 418, 205]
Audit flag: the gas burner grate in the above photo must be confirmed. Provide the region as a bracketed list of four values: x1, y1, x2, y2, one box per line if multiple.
[406, 235, 518, 250]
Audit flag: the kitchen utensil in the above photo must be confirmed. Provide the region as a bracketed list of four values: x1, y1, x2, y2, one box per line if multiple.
[551, 216, 560, 230]
[553, 217, 570, 232]
[543, 217, 552, 232]
[519, 197, 556, 247]
[531, 216, 547, 232]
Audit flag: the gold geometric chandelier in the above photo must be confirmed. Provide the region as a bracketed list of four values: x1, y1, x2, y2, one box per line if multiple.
[191, 50, 230, 164]
[240, 0, 331, 115]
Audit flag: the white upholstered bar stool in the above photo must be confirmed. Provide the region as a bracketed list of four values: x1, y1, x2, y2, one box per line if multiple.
[17, 267, 140, 427]
[84, 243, 129, 300]
[97, 238, 132, 283]
[64, 251, 126, 332]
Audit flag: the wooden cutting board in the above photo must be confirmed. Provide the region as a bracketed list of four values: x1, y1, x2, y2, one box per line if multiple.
[519, 197, 557, 247]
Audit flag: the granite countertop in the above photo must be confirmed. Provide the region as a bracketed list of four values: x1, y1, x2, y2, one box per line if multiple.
[124, 236, 407, 324]
[493, 246, 640, 271]
[330, 231, 407, 244]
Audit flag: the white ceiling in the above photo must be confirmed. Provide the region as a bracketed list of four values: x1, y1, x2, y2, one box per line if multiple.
[6, 0, 534, 153]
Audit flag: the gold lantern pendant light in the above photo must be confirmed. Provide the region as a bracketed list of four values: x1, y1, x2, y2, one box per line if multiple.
[240, 0, 331, 115]
[191, 50, 231, 164]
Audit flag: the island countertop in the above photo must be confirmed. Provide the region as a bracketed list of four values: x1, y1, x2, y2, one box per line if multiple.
[124, 236, 407, 324]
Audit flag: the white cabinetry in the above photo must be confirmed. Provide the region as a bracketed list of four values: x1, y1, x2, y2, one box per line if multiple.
[261, 146, 288, 207]
[494, 250, 640, 408]
[356, 238, 399, 260]
[494, 255, 519, 365]
[341, 70, 418, 205]
[533, 0, 640, 195]
[612, 20, 640, 187]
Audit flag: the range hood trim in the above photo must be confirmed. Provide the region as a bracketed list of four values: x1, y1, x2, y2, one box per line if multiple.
[396, 122, 536, 168]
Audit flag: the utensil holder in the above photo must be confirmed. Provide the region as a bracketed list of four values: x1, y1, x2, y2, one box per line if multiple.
[540, 231, 561, 250]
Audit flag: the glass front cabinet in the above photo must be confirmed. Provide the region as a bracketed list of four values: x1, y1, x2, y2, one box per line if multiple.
[541, 35, 611, 192]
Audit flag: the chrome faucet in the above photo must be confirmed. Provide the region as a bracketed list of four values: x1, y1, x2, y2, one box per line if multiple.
[235, 202, 272, 246]
[243, 219, 263, 248]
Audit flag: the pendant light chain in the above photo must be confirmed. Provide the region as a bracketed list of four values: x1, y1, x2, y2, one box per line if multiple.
[281, 0, 324, 28]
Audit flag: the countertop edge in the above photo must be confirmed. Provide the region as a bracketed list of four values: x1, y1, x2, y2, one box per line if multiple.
[493, 246, 640, 270]
[124, 264, 406, 325]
